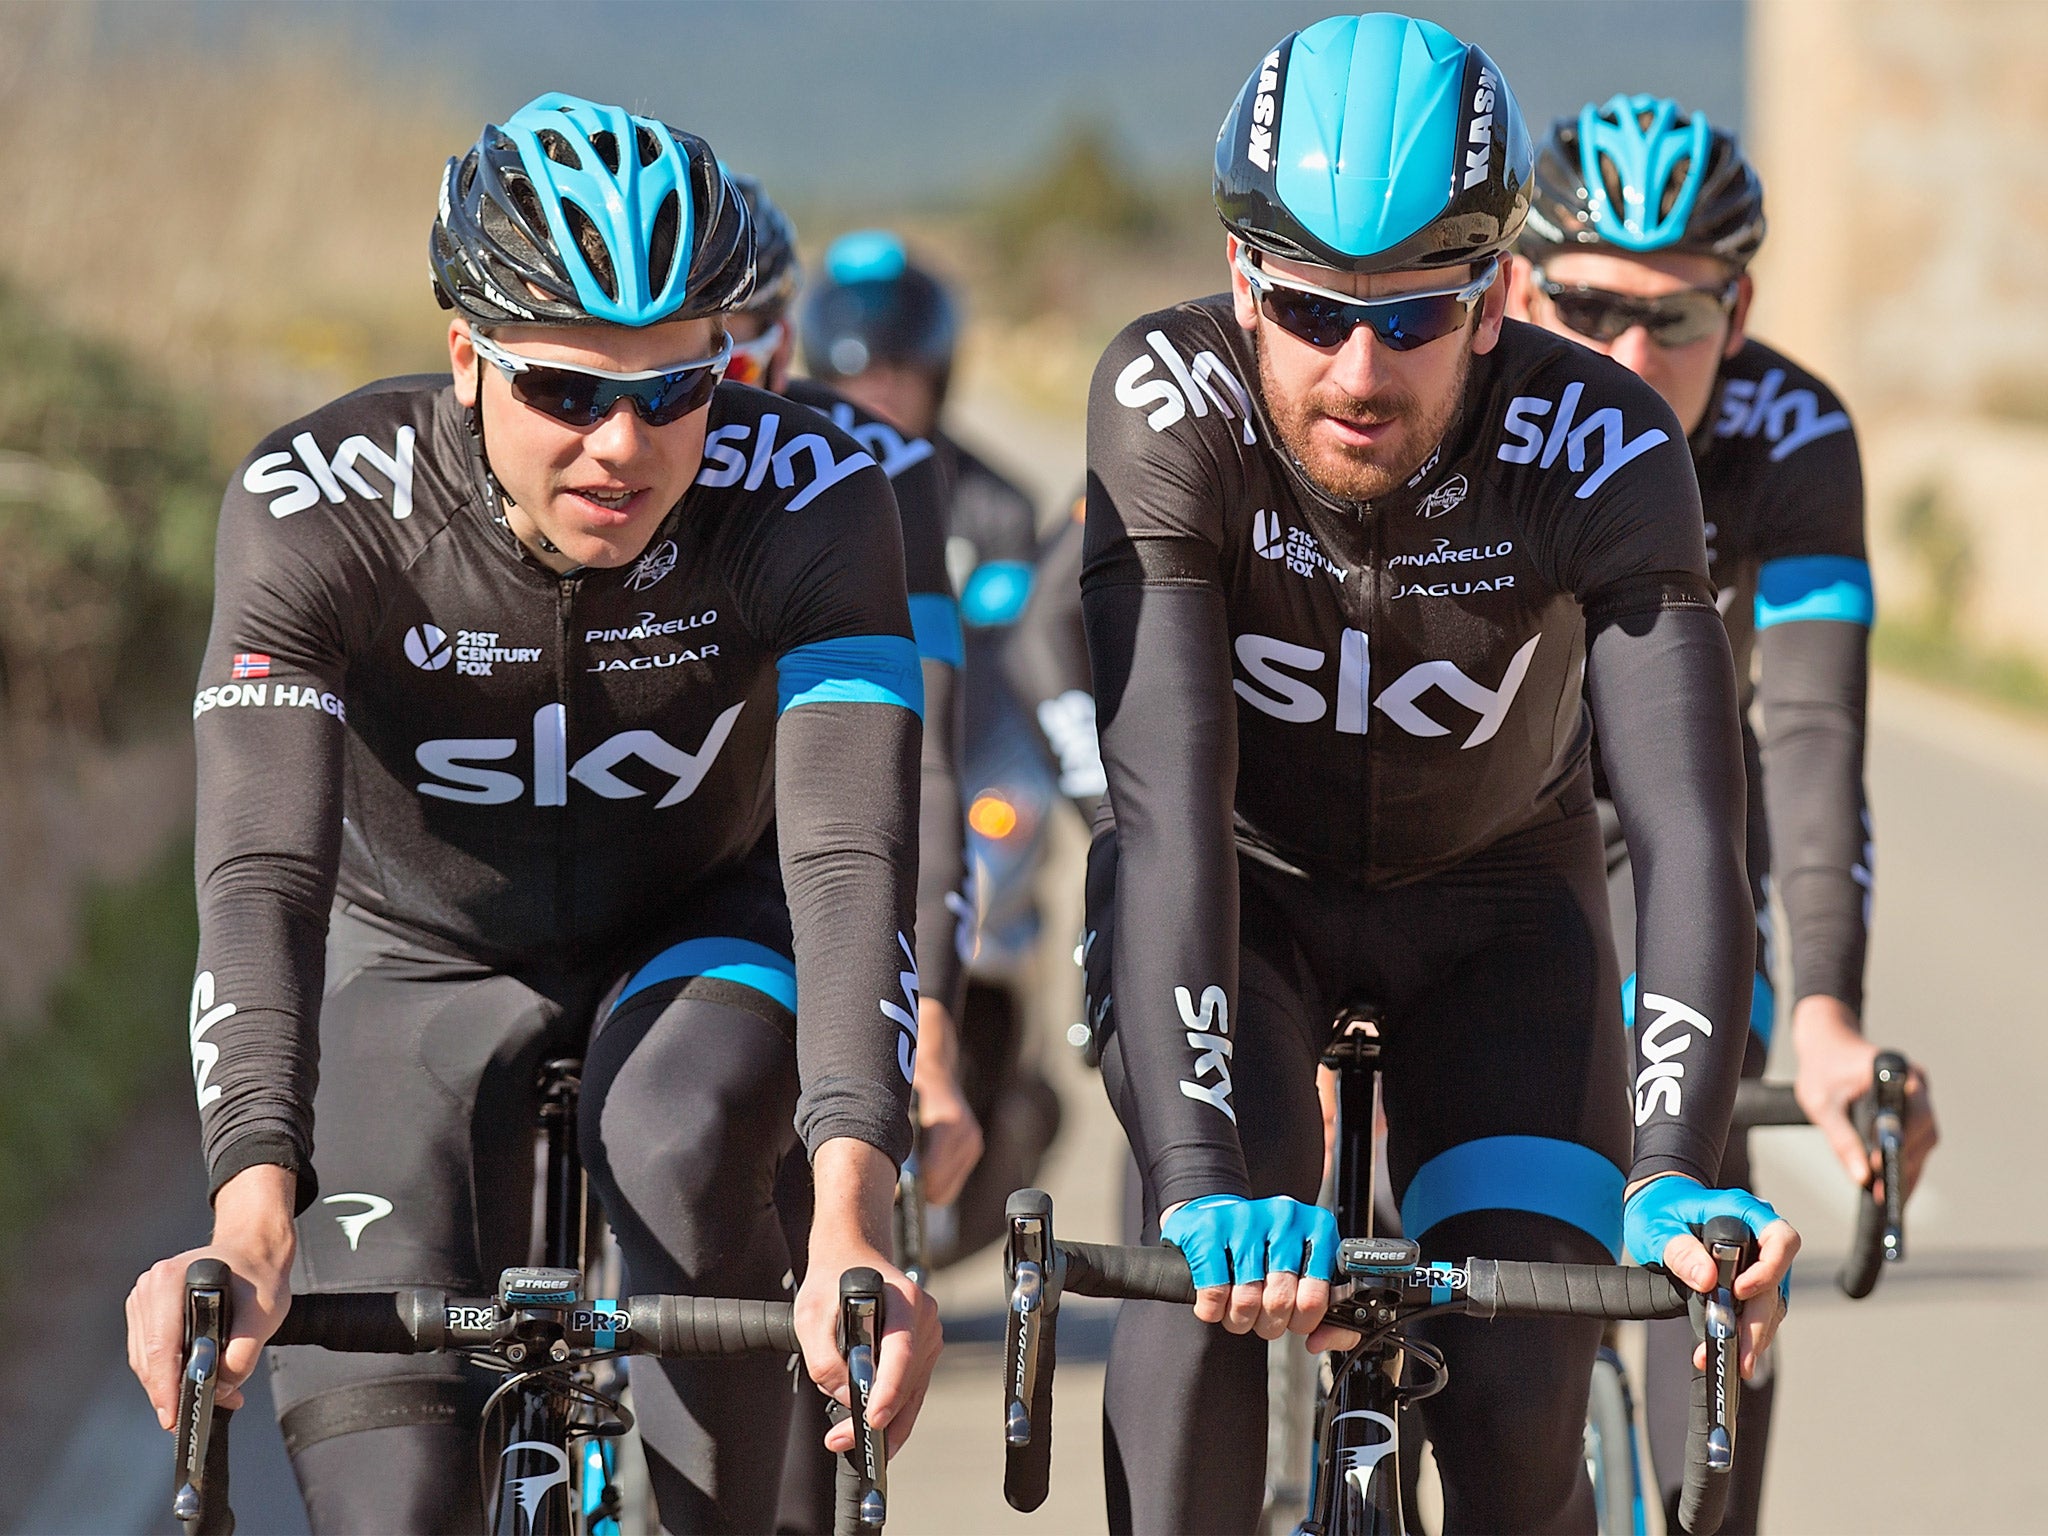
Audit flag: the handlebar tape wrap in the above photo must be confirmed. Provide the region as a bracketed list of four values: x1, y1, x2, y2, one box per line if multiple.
[1729, 1081, 1805, 1130]
[1058, 1241, 1197, 1303]
[1463, 1261, 1689, 1320]
[269, 1290, 443, 1353]
[1839, 1188, 1887, 1300]
[1677, 1213, 1754, 1535]
[630, 1295, 799, 1358]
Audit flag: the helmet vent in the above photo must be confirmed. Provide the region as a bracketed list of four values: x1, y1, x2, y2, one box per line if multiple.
[457, 149, 479, 201]
[648, 191, 682, 295]
[535, 129, 581, 170]
[636, 125, 664, 168]
[1659, 158, 1693, 221]
[481, 188, 544, 266]
[503, 172, 549, 243]
[1596, 152, 1627, 218]
[590, 130, 622, 175]
[561, 200, 618, 301]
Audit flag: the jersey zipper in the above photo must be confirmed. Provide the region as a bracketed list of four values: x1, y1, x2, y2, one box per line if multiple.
[555, 575, 579, 962]
[1362, 502, 1382, 878]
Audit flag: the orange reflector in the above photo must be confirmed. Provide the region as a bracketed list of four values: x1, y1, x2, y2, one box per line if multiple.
[968, 792, 1021, 840]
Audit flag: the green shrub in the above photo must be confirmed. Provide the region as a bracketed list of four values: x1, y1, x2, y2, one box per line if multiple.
[0, 836, 198, 1248]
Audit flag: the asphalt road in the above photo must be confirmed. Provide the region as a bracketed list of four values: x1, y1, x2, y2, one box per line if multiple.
[10, 673, 2042, 1535]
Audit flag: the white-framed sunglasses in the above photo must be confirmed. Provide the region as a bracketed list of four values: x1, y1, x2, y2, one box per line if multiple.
[1235, 247, 1499, 351]
[470, 329, 732, 426]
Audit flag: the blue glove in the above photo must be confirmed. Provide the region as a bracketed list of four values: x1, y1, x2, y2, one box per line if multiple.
[1624, 1176, 1791, 1301]
[1159, 1195, 1337, 1291]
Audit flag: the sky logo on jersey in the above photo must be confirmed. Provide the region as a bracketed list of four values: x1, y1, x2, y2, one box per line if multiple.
[1632, 991, 1714, 1125]
[1176, 984, 1236, 1122]
[880, 932, 921, 1083]
[1115, 332, 1257, 445]
[626, 539, 678, 592]
[1714, 368, 1850, 462]
[1245, 46, 1283, 172]
[230, 653, 270, 680]
[1234, 630, 1539, 748]
[1252, 509, 1349, 583]
[242, 426, 417, 521]
[824, 402, 936, 479]
[1497, 383, 1669, 500]
[695, 412, 876, 511]
[187, 971, 234, 1111]
[415, 702, 743, 808]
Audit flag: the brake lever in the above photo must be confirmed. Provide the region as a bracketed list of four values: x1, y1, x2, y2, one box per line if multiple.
[839, 1267, 888, 1530]
[1872, 1051, 1909, 1263]
[1697, 1214, 1752, 1475]
[173, 1258, 232, 1533]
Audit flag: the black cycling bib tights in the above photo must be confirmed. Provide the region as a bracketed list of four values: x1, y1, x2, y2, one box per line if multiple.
[1081, 300, 1752, 1532]
[190, 374, 935, 1532]
[1612, 338, 1871, 1535]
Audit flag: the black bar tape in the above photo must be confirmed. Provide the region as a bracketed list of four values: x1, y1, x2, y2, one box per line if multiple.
[269, 1289, 444, 1352]
[1464, 1260, 1688, 1321]
[1057, 1242, 1197, 1304]
[1730, 1081, 1806, 1131]
[1839, 1189, 1886, 1300]
[629, 1295, 799, 1357]
[1680, 1360, 1731, 1534]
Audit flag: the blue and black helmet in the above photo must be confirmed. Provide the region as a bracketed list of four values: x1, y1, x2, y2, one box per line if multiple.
[727, 173, 802, 318]
[1522, 95, 1766, 269]
[1215, 13, 1533, 274]
[797, 231, 959, 397]
[431, 92, 756, 327]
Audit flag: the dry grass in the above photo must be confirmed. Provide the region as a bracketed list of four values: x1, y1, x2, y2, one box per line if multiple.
[0, 7, 467, 447]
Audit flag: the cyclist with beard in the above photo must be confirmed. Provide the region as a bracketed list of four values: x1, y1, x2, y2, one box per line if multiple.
[1510, 95, 1939, 1532]
[1081, 17, 1797, 1530]
[123, 96, 942, 1533]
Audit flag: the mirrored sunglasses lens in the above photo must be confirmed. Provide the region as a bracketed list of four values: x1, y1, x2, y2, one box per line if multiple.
[1644, 294, 1728, 346]
[638, 366, 719, 425]
[1262, 289, 1352, 348]
[1369, 295, 1468, 352]
[1549, 292, 1637, 343]
[509, 367, 606, 425]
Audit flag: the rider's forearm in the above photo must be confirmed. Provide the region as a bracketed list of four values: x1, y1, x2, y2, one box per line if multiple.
[914, 654, 968, 1016]
[1588, 598, 1753, 1187]
[807, 1136, 899, 1253]
[211, 1163, 300, 1273]
[777, 697, 923, 1169]
[1757, 615, 1872, 1014]
[1083, 544, 1251, 1209]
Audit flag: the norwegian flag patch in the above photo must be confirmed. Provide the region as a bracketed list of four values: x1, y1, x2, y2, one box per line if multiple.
[231, 653, 271, 680]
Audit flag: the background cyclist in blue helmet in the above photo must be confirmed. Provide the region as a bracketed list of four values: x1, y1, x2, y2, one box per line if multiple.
[1511, 94, 1940, 1533]
[123, 94, 942, 1532]
[1081, 16, 1796, 1529]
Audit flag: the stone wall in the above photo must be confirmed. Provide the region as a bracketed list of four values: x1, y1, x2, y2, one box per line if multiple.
[1747, 0, 2048, 654]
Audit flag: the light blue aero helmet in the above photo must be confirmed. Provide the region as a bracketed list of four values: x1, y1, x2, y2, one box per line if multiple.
[1214, 13, 1534, 273]
[1521, 95, 1767, 267]
[430, 92, 757, 326]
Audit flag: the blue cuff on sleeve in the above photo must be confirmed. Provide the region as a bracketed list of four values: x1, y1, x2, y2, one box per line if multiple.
[777, 634, 924, 718]
[907, 593, 965, 667]
[1756, 555, 1874, 630]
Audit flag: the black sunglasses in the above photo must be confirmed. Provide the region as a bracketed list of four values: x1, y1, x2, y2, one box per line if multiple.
[1236, 249, 1498, 352]
[472, 330, 732, 427]
[1533, 272, 1736, 348]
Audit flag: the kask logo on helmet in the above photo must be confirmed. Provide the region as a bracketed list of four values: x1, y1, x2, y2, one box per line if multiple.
[1244, 46, 1283, 174]
[1463, 68, 1500, 190]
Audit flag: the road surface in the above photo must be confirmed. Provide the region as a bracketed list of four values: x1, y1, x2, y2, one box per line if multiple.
[10, 670, 2041, 1534]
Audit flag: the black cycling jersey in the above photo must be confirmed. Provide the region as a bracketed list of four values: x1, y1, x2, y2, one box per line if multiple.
[783, 377, 968, 1016]
[1083, 300, 1753, 1202]
[1696, 338, 1871, 1013]
[191, 375, 928, 1207]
